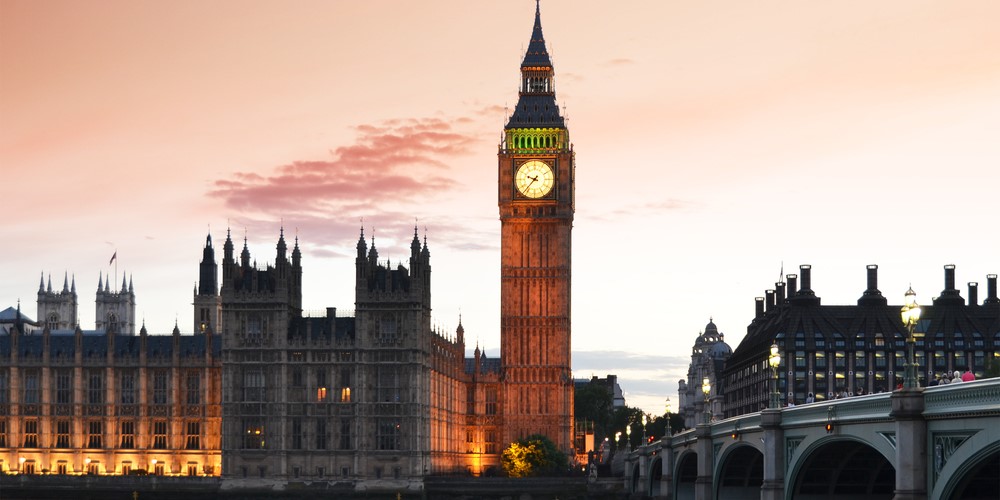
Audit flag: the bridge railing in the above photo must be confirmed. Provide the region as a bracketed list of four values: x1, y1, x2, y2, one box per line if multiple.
[923, 378, 1000, 418]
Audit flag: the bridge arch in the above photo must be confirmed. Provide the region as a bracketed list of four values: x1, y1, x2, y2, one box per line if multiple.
[788, 436, 895, 499]
[647, 455, 663, 497]
[673, 450, 698, 500]
[934, 439, 1000, 500]
[714, 443, 763, 500]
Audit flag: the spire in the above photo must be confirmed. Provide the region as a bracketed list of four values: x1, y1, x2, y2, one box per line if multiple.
[97, 273, 103, 291]
[410, 225, 421, 257]
[241, 233, 251, 267]
[62, 272, 69, 293]
[129, 275, 133, 294]
[71, 274, 76, 293]
[121, 274, 128, 293]
[47, 274, 52, 293]
[292, 234, 301, 264]
[223, 227, 234, 262]
[105, 273, 111, 292]
[277, 225, 287, 262]
[39, 272, 45, 293]
[357, 226, 368, 258]
[506, 0, 564, 129]
[522, 0, 552, 68]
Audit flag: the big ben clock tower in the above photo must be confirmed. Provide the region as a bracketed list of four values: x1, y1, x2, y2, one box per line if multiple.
[499, 1, 574, 452]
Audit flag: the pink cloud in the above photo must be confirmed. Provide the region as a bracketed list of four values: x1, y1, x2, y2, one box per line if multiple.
[210, 116, 493, 257]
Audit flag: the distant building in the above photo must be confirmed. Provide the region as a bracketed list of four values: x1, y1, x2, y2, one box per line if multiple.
[677, 319, 732, 428]
[723, 264, 1000, 417]
[574, 375, 625, 408]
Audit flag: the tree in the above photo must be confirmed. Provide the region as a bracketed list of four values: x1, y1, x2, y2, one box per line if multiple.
[500, 434, 568, 477]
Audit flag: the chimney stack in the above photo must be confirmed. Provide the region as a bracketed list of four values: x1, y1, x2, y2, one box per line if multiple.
[786, 274, 798, 297]
[775, 282, 786, 305]
[866, 265, 879, 293]
[755, 297, 765, 318]
[765, 290, 775, 312]
[944, 264, 957, 291]
[799, 265, 814, 295]
[968, 282, 978, 306]
[986, 274, 999, 304]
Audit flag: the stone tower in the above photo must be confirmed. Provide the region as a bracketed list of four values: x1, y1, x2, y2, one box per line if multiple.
[36, 272, 78, 330]
[95, 272, 135, 334]
[219, 227, 302, 477]
[193, 232, 222, 335]
[498, 1, 575, 451]
[353, 226, 434, 476]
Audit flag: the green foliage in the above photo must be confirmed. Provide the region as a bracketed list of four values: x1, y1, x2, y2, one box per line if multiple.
[500, 434, 568, 477]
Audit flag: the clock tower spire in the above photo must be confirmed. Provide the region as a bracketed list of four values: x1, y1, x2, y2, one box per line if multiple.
[498, 0, 574, 453]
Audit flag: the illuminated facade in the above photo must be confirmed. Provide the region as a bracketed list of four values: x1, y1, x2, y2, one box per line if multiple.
[0, 311, 222, 477]
[498, 0, 575, 452]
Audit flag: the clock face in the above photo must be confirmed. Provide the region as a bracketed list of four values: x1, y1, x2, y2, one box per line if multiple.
[514, 160, 554, 198]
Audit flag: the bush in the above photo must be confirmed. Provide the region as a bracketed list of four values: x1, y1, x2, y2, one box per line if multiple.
[500, 434, 568, 477]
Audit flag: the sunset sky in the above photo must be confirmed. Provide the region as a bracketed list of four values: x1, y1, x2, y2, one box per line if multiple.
[3, 0, 999, 415]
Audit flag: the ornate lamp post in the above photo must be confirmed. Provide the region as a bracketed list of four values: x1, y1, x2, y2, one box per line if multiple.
[900, 287, 922, 389]
[701, 377, 711, 424]
[664, 397, 672, 437]
[641, 413, 648, 444]
[626, 423, 632, 451]
[615, 430, 621, 451]
[768, 343, 782, 408]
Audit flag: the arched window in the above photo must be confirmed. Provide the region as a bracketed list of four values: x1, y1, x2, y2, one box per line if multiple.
[47, 313, 59, 330]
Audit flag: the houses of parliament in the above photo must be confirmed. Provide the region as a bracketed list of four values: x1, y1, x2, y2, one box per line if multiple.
[0, 2, 575, 483]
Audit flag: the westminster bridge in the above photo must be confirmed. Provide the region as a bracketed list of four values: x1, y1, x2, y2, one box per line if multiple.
[623, 378, 1000, 500]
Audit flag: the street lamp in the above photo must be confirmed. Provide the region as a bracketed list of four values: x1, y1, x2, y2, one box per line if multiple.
[626, 423, 632, 451]
[768, 342, 782, 408]
[615, 431, 621, 452]
[900, 287, 922, 389]
[701, 377, 711, 424]
[664, 397, 672, 437]
[641, 413, 648, 444]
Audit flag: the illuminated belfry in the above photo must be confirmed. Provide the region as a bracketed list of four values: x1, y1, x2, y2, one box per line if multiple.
[498, 0, 576, 452]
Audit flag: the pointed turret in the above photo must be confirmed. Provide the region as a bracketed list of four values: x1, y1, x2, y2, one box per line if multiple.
[199, 231, 218, 296]
[241, 235, 251, 268]
[71, 274, 76, 293]
[39, 272, 45, 293]
[121, 274, 128, 294]
[367, 230, 379, 263]
[356, 226, 367, 258]
[62, 272, 69, 293]
[105, 273, 111, 293]
[292, 235, 301, 267]
[456, 314, 465, 344]
[47, 274, 52, 293]
[410, 226, 421, 257]
[276, 226, 287, 263]
[128, 275, 134, 294]
[223, 227, 234, 263]
[97, 273, 103, 292]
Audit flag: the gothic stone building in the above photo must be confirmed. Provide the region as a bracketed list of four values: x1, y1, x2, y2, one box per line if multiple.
[1, 2, 574, 481]
[723, 264, 1000, 417]
[216, 227, 498, 480]
[0, 282, 222, 477]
